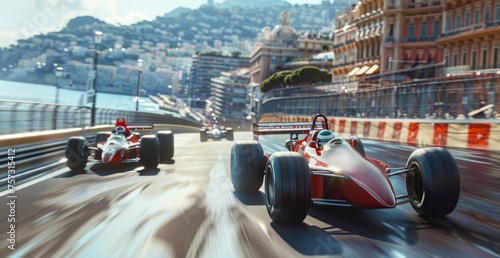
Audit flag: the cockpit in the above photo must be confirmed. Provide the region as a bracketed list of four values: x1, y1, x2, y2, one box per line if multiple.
[106, 132, 127, 146]
[322, 137, 347, 151]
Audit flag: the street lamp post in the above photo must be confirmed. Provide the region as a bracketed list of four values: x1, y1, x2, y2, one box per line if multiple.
[53, 66, 64, 129]
[135, 59, 143, 112]
[55, 66, 63, 104]
[90, 31, 103, 126]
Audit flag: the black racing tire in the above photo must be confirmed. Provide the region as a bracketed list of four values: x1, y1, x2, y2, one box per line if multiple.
[405, 147, 460, 217]
[226, 128, 234, 141]
[157, 130, 174, 162]
[230, 141, 265, 193]
[65, 136, 89, 173]
[140, 135, 159, 169]
[200, 129, 208, 142]
[266, 152, 311, 225]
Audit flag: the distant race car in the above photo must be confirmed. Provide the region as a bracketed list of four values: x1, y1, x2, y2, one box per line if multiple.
[200, 123, 234, 142]
[230, 114, 460, 225]
[65, 123, 174, 172]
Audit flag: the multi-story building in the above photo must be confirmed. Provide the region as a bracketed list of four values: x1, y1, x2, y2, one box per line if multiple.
[296, 36, 334, 59]
[332, 4, 359, 92]
[332, 0, 385, 93]
[438, 0, 500, 72]
[188, 53, 250, 108]
[382, 0, 443, 81]
[435, 0, 500, 117]
[209, 68, 250, 121]
[249, 11, 298, 84]
[330, 0, 500, 118]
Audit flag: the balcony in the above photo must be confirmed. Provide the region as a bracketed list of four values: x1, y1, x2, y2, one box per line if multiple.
[406, 0, 441, 9]
[400, 36, 438, 43]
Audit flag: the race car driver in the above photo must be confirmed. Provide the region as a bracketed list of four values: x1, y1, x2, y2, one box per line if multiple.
[316, 129, 335, 147]
[115, 117, 131, 137]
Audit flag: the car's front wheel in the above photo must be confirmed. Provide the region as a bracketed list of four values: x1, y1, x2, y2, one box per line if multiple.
[65, 136, 89, 173]
[405, 147, 460, 217]
[266, 152, 311, 225]
[230, 141, 265, 193]
[140, 135, 159, 169]
[157, 130, 174, 162]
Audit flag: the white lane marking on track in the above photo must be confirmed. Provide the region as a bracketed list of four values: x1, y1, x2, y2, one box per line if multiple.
[186, 153, 244, 258]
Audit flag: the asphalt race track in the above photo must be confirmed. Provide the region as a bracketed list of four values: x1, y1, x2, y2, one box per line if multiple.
[1, 131, 499, 257]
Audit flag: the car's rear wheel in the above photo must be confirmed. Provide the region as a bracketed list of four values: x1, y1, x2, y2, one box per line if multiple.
[157, 130, 174, 162]
[230, 141, 265, 193]
[405, 147, 460, 217]
[140, 135, 159, 169]
[226, 128, 234, 141]
[200, 129, 208, 142]
[65, 136, 89, 173]
[265, 152, 311, 225]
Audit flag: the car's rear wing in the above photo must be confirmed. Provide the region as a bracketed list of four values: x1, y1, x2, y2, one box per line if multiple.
[252, 122, 325, 141]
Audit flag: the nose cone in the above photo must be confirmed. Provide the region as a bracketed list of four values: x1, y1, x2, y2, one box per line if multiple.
[345, 169, 397, 208]
[321, 144, 396, 208]
[102, 152, 114, 163]
[101, 147, 122, 163]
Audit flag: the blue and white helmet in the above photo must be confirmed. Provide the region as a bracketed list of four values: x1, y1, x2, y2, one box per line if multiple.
[115, 126, 126, 136]
[316, 130, 334, 147]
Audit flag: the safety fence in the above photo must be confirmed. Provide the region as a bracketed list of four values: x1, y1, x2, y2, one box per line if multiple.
[259, 113, 500, 151]
[261, 76, 500, 121]
[0, 99, 203, 135]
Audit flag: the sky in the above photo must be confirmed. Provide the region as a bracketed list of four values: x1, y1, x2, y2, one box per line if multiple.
[0, 0, 319, 48]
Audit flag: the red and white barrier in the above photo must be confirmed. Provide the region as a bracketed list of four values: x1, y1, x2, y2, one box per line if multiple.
[258, 114, 500, 150]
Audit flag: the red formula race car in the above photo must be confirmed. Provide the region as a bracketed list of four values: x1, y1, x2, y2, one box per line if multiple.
[230, 114, 460, 225]
[65, 124, 174, 173]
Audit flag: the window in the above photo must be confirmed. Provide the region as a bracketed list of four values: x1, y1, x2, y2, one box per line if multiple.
[494, 45, 499, 67]
[474, 9, 480, 24]
[421, 22, 428, 40]
[485, 7, 491, 22]
[409, 23, 415, 40]
[496, 5, 500, 20]
[462, 50, 467, 65]
[465, 12, 470, 26]
[444, 51, 449, 67]
[482, 47, 488, 67]
[446, 15, 452, 31]
[472, 48, 477, 67]
[453, 51, 458, 66]
[388, 24, 394, 36]
[455, 14, 462, 29]
[433, 20, 440, 39]
[387, 56, 392, 70]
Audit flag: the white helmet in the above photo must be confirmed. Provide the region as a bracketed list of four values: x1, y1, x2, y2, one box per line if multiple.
[115, 126, 126, 136]
[316, 130, 334, 147]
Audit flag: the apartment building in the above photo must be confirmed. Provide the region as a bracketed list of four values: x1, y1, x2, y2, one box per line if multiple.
[189, 53, 250, 108]
[209, 68, 250, 121]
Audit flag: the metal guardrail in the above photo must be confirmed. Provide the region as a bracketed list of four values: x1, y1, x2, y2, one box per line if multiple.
[0, 99, 203, 135]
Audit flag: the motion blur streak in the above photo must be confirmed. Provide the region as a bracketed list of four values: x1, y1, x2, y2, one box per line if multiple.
[1, 132, 498, 257]
[186, 154, 244, 258]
